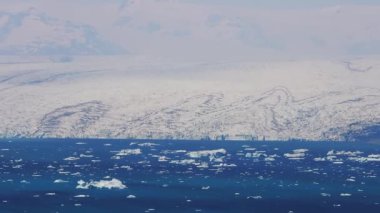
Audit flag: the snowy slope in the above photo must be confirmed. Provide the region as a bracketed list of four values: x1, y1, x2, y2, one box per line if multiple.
[0, 56, 379, 141]
[0, 8, 123, 55]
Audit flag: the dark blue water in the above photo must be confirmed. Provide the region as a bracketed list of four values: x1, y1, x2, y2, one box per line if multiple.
[0, 139, 379, 213]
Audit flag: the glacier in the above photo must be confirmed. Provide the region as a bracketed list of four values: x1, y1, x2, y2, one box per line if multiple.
[0, 55, 380, 141]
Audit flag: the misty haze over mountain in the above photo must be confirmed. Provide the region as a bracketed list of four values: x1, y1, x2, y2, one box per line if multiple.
[1, 0, 380, 60]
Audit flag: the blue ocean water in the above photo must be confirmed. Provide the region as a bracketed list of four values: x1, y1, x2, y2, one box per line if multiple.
[0, 139, 379, 213]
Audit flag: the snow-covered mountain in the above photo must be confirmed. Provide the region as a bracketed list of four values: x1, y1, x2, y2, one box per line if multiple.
[0, 56, 379, 141]
[0, 8, 123, 56]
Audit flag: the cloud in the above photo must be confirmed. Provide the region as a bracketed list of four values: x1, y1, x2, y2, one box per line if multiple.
[0, 8, 124, 55]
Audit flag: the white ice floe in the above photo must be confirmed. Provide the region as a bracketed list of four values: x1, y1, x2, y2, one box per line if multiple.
[136, 143, 158, 147]
[264, 156, 276, 161]
[74, 194, 90, 198]
[115, 149, 142, 156]
[247, 196, 262, 199]
[187, 149, 226, 162]
[187, 149, 226, 158]
[197, 162, 209, 168]
[79, 154, 93, 158]
[245, 151, 279, 162]
[127, 195, 136, 199]
[340, 193, 352, 197]
[245, 151, 267, 158]
[284, 149, 308, 160]
[157, 156, 169, 162]
[327, 150, 363, 157]
[76, 178, 127, 189]
[64, 157, 80, 161]
[314, 155, 345, 163]
[284, 153, 304, 159]
[162, 150, 187, 154]
[169, 159, 196, 165]
[348, 155, 380, 163]
[71, 172, 81, 176]
[120, 165, 133, 170]
[333, 161, 343, 164]
[293, 149, 309, 153]
[313, 157, 326, 162]
[212, 163, 237, 167]
[54, 179, 68, 183]
[320, 193, 331, 197]
[45, 193, 56, 196]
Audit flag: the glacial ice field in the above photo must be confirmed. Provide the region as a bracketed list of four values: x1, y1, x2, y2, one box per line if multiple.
[1, 56, 380, 141]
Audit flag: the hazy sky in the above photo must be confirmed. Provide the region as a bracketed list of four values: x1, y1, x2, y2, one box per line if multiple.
[1, 0, 380, 60]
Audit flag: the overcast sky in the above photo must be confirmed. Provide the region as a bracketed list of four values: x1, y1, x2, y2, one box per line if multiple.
[1, 0, 380, 60]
